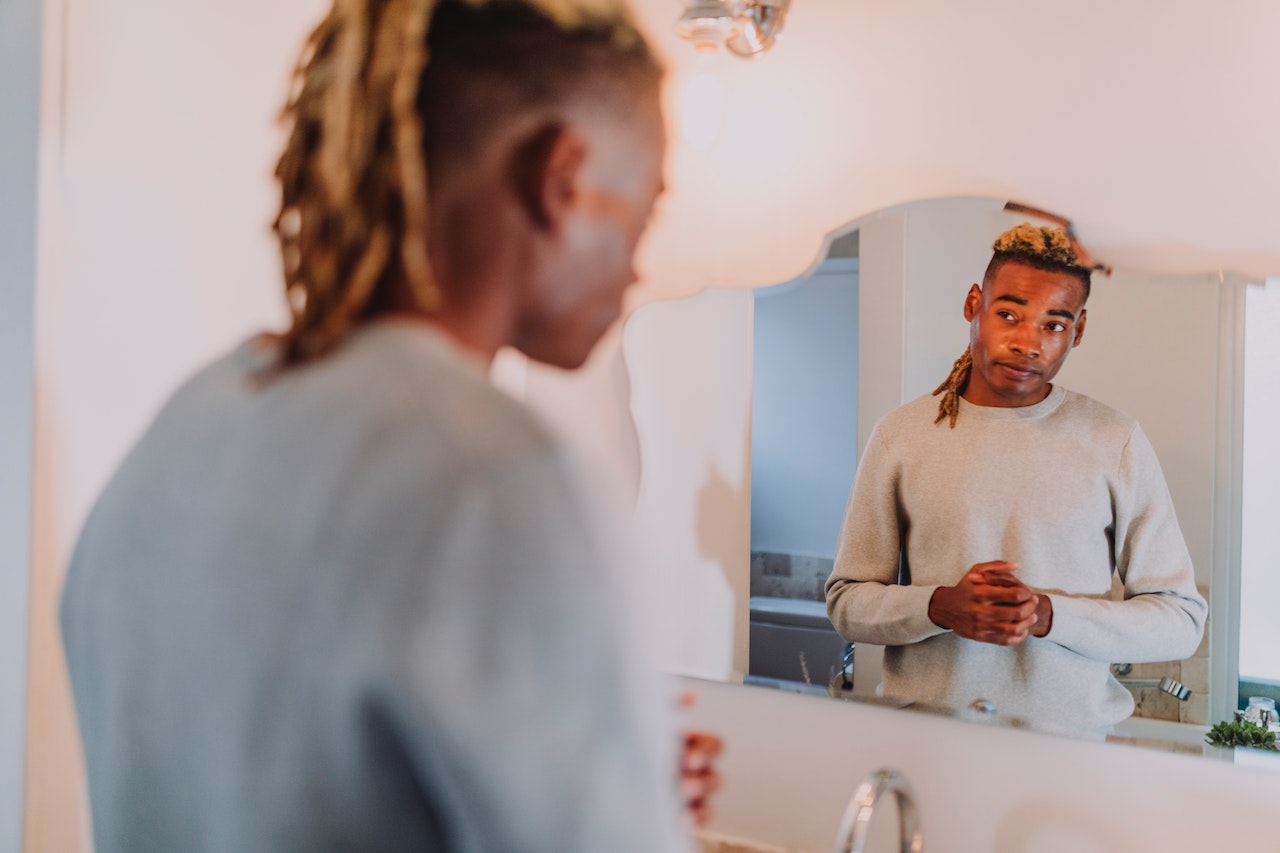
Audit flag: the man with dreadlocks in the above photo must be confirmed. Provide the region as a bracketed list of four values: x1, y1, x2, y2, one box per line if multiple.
[825, 223, 1206, 738]
[60, 1, 710, 850]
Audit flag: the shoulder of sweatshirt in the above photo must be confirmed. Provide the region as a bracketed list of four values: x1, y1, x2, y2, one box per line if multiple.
[1055, 387, 1141, 442]
[873, 393, 948, 438]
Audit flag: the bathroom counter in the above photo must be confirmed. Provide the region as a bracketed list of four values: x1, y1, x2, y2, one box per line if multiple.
[675, 674, 1280, 852]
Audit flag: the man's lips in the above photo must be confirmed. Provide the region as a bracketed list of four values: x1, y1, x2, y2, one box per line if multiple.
[995, 361, 1041, 381]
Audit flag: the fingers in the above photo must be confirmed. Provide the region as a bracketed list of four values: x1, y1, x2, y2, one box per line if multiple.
[974, 571, 1025, 590]
[680, 727, 721, 758]
[931, 563, 1042, 646]
[966, 608, 1038, 645]
[970, 560, 1018, 576]
[681, 770, 719, 827]
[969, 563, 1025, 589]
[679, 752, 719, 783]
[971, 612, 1038, 644]
[993, 593, 1039, 619]
[951, 590, 1041, 646]
[680, 729, 722, 828]
[972, 585, 1035, 606]
[962, 571, 1029, 604]
[966, 562, 1035, 606]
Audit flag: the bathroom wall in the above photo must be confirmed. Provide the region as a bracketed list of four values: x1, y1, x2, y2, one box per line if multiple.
[1240, 281, 1280, 683]
[631, 0, 1280, 304]
[628, 289, 754, 680]
[16, 0, 1280, 850]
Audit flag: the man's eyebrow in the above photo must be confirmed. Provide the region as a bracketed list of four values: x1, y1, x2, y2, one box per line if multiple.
[993, 294, 1079, 321]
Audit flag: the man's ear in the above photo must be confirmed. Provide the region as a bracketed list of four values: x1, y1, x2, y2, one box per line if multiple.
[509, 123, 586, 231]
[963, 284, 982, 322]
[1073, 308, 1088, 347]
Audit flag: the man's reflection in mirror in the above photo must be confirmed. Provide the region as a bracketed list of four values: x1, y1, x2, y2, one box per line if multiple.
[825, 224, 1206, 738]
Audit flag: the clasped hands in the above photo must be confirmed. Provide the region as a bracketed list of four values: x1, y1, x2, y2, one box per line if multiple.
[677, 693, 722, 828]
[927, 560, 1053, 646]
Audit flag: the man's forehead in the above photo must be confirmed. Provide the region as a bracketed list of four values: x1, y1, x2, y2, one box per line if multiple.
[986, 263, 1087, 309]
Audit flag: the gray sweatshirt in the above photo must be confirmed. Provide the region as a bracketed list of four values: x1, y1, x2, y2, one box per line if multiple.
[61, 320, 689, 853]
[826, 386, 1207, 737]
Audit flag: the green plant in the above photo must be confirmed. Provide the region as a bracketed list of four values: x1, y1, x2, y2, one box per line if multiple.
[1205, 719, 1279, 751]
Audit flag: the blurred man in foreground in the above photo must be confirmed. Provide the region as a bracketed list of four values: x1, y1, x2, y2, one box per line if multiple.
[62, 1, 716, 849]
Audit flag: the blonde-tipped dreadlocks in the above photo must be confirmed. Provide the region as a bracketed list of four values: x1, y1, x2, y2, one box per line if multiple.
[931, 347, 972, 428]
[273, 0, 436, 366]
[271, 0, 657, 367]
[932, 223, 1093, 428]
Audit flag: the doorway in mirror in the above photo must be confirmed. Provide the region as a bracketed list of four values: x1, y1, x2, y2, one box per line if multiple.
[748, 237, 859, 691]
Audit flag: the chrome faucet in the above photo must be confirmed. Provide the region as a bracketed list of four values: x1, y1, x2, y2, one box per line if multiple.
[833, 767, 923, 853]
[839, 641, 855, 691]
[1111, 663, 1192, 700]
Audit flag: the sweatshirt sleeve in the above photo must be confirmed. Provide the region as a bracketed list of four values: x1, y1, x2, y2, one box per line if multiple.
[825, 422, 949, 646]
[1043, 424, 1207, 663]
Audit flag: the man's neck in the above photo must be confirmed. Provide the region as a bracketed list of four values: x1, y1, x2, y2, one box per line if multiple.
[961, 384, 1054, 409]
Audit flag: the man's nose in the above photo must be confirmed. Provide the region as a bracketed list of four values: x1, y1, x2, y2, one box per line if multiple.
[1008, 324, 1041, 358]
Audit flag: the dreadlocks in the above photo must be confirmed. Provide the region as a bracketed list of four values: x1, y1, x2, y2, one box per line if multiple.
[932, 223, 1094, 427]
[271, 0, 660, 367]
[931, 347, 973, 429]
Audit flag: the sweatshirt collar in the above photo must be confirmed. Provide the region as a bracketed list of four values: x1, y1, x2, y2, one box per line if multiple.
[957, 384, 1067, 422]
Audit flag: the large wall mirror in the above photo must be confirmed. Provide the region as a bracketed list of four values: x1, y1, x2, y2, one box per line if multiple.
[625, 196, 1276, 759]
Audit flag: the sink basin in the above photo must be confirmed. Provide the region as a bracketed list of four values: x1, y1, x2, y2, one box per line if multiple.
[1111, 716, 1209, 745]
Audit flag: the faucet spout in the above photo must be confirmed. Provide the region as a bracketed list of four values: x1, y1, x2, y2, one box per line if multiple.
[833, 767, 923, 853]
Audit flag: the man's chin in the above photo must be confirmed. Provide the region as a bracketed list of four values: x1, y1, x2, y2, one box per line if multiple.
[517, 309, 623, 371]
[518, 337, 598, 372]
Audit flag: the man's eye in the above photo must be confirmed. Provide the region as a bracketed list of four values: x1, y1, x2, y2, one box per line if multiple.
[997, 311, 1015, 321]
[1046, 322, 1067, 332]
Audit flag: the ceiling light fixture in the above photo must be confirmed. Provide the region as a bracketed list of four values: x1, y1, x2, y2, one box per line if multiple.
[673, 0, 792, 59]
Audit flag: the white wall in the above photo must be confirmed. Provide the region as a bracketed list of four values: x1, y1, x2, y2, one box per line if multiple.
[1240, 281, 1280, 682]
[638, 0, 1280, 304]
[1, 0, 42, 848]
[627, 289, 753, 680]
